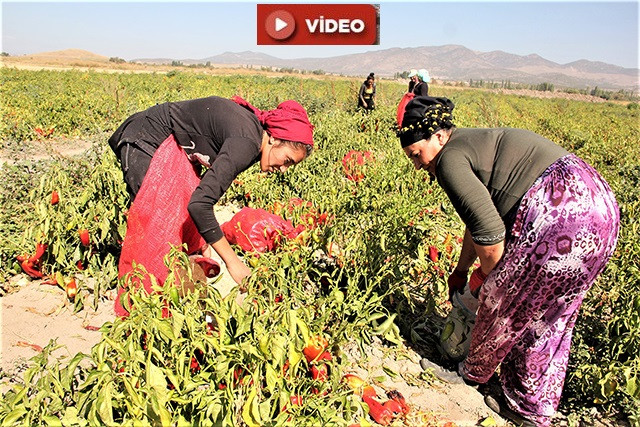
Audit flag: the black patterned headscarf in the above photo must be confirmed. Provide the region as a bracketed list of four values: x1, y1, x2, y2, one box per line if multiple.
[397, 96, 455, 147]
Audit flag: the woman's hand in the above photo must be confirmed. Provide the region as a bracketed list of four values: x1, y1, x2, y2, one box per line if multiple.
[448, 269, 468, 301]
[452, 229, 504, 298]
[468, 267, 487, 298]
[209, 238, 252, 292]
[226, 259, 251, 291]
[202, 244, 215, 259]
[468, 239, 504, 298]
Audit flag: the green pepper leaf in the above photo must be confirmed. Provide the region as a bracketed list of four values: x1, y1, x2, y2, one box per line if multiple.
[242, 387, 261, 427]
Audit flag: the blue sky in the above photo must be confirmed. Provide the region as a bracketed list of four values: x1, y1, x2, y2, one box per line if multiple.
[2, 1, 638, 69]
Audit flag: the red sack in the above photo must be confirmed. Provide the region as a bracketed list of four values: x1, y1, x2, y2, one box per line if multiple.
[115, 135, 215, 317]
[222, 207, 303, 253]
[396, 92, 415, 129]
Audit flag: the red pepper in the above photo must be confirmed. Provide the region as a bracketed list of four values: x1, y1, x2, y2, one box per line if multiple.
[343, 374, 365, 389]
[343, 374, 376, 398]
[233, 367, 243, 380]
[190, 356, 200, 374]
[141, 333, 148, 350]
[386, 390, 410, 415]
[361, 384, 377, 399]
[66, 278, 77, 300]
[20, 260, 43, 278]
[362, 395, 392, 426]
[76, 260, 85, 270]
[315, 350, 333, 363]
[382, 398, 404, 415]
[79, 229, 90, 246]
[233, 367, 247, 386]
[16, 341, 43, 352]
[303, 335, 328, 363]
[27, 243, 47, 266]
[310, 363, 329, 382]
[429, 245, 439, 263]
[50, 191, 59, 205]
[342, 150, 374, 182]
[271, 200, 286, 215]
[281, 394, 303, 418]
[41, 275, 58, 286]
[193, 257, 220, 278]
[19, 243, 46, 278]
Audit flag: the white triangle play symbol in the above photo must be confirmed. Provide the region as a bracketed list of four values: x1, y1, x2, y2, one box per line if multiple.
[275, 17, 288, 32]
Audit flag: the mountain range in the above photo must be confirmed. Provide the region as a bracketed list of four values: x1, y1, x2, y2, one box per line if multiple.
[134, 44, 639, 91]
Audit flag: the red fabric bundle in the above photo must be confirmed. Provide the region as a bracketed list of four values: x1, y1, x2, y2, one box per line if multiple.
[114, 135, 216, 317]
[222, 207, 304, 253]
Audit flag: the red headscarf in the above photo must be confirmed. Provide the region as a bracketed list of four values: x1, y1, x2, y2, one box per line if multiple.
[231, 96, 314, 147]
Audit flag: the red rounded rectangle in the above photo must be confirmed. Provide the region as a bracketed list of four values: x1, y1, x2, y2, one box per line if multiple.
[257, 4, 379, 45]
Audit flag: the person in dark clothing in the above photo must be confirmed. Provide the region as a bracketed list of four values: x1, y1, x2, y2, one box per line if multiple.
[109, 95, 314, 286]
[409, 68, 429, 96]
[407, 69, 418, 93]
[357, 75, 376, 111]
[397, 96, 619, 427]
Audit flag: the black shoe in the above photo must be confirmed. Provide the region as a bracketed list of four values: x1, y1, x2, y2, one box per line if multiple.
[484, 395, 536, 427]
[419, 358, 464, 385]
[456, 361, 480, 388]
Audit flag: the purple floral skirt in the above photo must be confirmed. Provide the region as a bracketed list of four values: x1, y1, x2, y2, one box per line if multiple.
[462, 154, 619, 426]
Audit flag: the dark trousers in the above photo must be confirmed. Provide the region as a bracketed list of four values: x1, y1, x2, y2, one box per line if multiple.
[119, 143, 153, 201]
[109, 111, 166, 202]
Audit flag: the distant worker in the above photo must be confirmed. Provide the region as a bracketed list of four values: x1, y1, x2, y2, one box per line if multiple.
[358, 74, 376, 111]
[397, 68, 430, 124]
[410, 68, 430, 96]
[368, 72, 377, 90]
[407, 69, 418, 93]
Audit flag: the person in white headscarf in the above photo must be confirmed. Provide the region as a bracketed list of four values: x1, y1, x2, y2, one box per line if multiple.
[411, 68, 430, 96]
[407, 69, 418, 93]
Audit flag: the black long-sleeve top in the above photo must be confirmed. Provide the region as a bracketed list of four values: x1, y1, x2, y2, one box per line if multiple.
[110, 96, 263, 243]
[412, 81, 429, 96]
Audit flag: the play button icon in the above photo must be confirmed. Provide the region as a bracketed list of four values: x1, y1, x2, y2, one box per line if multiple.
[258, 4, 379, 45]
[265, 10, 296, 40]
[275, 18, 288, 32]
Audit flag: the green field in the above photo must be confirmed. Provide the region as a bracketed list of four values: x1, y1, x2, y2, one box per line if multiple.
[1, 68, 638, 425]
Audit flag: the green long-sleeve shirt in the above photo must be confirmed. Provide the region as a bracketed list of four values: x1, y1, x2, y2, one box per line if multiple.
[435, 128, 569, 245]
